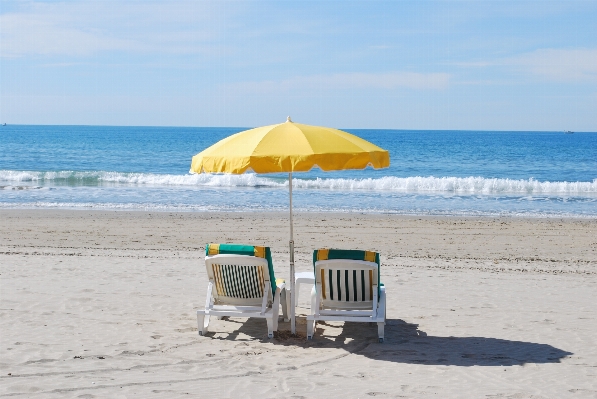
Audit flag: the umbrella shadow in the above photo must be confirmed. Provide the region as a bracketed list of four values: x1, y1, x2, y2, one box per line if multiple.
[207, 317, 572, 367]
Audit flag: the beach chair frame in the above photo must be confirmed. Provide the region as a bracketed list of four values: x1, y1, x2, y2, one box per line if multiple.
[197, 254, 288, 338]
[307, 259, 386, 342]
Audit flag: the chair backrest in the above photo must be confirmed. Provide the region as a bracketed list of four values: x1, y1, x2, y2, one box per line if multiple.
[205, 244, 277, 306]
[313, 249, 381, 309]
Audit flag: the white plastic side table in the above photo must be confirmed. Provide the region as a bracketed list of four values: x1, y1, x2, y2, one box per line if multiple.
[294, 271, 315, 306]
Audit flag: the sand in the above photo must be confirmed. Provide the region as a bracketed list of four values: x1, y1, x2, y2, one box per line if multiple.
[0, 210, 596, 398]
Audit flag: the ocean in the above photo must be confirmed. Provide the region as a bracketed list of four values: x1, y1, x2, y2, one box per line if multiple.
[1, 125, 596, 217]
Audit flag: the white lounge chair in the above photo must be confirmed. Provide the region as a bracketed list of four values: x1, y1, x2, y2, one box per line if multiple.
[307, 249, 386, 342]
[197, 244, 288, 339]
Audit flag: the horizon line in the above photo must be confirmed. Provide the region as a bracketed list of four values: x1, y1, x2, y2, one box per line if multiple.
[1, 123, 595, 134]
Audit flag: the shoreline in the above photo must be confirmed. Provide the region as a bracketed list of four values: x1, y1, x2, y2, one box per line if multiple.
[1, 206, 597, 219]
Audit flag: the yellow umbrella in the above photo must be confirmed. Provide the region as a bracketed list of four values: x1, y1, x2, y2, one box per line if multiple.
[190, 117, 390, 333]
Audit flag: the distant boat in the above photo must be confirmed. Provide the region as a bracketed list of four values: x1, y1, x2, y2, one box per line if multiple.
[564, 130, 574, 134]
[2, 123, 5, 126]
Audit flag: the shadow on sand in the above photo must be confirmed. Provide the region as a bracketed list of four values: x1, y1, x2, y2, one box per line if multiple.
[207, 317, 572, 367]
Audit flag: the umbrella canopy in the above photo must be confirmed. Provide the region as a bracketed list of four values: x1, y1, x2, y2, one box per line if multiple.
[191, 117, 389, 174]
[190, 117, 390, 334]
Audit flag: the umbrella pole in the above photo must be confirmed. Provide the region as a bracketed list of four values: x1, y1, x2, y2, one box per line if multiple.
[289, 172, 296, 334]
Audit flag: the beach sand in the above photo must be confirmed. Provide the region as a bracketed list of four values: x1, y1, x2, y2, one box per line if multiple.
[1, 210, 596, 398]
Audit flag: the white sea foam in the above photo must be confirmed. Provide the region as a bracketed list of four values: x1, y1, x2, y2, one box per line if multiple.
[0, 170, 283, 187]
[1, 170, 596, 195]
[292, 176, 597, 195]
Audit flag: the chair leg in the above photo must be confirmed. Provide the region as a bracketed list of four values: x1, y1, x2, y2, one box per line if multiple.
[307, 319, 315, 340]
[272, 313, 279, 332]
[272, 289, 281, 332]
[197, 311, 210, 336]
[377, 322, 384, 343]
[307, 286, 317, 340]
[284, 289, 291, 322]
[266, 317, 274, 339]
[280, 287, 289, 322]
[377, 286, 386, 342]
[310, 286, 317, 315]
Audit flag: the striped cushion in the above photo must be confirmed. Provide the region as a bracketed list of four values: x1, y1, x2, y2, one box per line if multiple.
[313, 248, 381, 299]
[212, 263, 265, 299]
[320, 268, 374, 302]
[206, 243, 277, 297]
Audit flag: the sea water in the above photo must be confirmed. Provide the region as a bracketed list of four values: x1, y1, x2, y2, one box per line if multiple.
[1, 125, 596, 217]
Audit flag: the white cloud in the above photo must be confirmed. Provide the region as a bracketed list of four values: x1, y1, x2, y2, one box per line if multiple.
[0, 1, 223, 58]
[454, 49, 597, 84]
[506, 49, 597, 83]
[227, 72, 450, 94]
[1, 12, 134, 57]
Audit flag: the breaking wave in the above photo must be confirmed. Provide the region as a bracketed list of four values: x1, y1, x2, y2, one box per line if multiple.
[0, 170, 282, 187]
[293, 176, 597, 195]
[1, 170, 596, 195]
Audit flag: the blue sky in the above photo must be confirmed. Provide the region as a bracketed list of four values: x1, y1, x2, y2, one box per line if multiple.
[1, 1, 596, 131]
